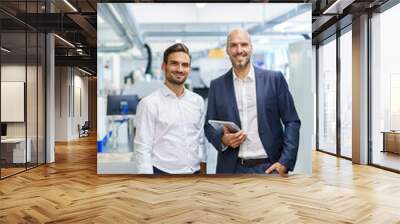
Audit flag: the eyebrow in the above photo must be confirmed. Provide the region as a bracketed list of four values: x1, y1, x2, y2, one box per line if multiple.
[169, 60, 190, 65]
[229, 41, 249, 46]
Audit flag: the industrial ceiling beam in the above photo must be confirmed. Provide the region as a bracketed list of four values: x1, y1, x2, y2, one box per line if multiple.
[67, 13, 97, 39]
[97, 3, 147, 57]
[55, 55, 96, 73]
[143, 31, 311, 38]
[248, 3, 311, 34]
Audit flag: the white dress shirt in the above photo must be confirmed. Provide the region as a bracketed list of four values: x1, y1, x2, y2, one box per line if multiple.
[133, 84, 206, 174]
[232, 66, 268, 159]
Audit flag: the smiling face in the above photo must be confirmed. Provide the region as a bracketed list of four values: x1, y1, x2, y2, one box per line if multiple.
[226, 29, 252, 70]
[162, 51, 191, 86]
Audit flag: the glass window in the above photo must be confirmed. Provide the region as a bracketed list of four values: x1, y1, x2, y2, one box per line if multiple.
[1, 30, 28, 177]
[27, 30, 38, 169]
[340, 29, 352, 158]
[38, 32, 45, 165]
[0, 1, 46, 179]
[318, 37, 337, 154]
[371, 3, 400, 171]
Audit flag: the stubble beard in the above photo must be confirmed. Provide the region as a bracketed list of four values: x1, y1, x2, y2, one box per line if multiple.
[166, 73, 186, 86]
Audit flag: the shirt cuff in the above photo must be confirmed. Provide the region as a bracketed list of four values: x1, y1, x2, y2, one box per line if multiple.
[221, 143, 228, 152]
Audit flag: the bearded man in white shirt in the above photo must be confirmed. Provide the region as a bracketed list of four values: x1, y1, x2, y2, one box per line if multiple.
[133, 43, 207, 174]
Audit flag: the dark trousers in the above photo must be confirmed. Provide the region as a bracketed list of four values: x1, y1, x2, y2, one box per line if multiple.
[153, 166, 200, 175]
[234, 159, 277, 174]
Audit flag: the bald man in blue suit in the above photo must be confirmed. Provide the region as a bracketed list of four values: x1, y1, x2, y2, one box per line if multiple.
[204, 29, 301, 176]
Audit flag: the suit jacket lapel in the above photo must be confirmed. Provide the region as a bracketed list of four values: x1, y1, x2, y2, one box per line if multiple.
[254, 66, 264, 126]
[224, 69, 241, 128]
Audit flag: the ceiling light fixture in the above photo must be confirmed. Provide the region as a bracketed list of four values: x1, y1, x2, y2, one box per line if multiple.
[98, 15, 105, 24]
[63, 0, 78, 12]
[196, 3, 206, 9]
[78, 67, 93, 76]
[273, 21, 293, 32]
[322, 0, 354, 15]
[54, 34, 75, 48]
[109, 4, 123, 24]
[1, 47, 11, 53]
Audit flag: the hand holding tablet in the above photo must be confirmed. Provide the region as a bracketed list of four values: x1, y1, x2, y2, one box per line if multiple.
[208, 120, 247, 148]
[208, 120, 241, 133]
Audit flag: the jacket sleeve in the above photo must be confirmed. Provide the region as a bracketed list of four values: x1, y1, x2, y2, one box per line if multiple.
[276, 72, 301, 172]
[204, 80, 224, 151]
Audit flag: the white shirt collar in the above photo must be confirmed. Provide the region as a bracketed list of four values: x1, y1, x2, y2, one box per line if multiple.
[232, 65, 255, 81]
[161, 83, 186, 98]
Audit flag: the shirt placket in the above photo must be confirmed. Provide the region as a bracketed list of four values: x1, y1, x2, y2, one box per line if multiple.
[177, 97, 192, 172]
[240, 80, 248, 154]
[247, 80, 255, 156]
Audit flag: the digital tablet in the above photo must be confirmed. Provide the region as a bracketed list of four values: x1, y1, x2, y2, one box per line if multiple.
[208, 120, 241, 133]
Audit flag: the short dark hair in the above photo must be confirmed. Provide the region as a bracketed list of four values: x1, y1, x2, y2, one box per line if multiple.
[163, 43, 191, 64]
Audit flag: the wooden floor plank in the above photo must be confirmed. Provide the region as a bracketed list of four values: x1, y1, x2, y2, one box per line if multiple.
[0, 135, 400, 223]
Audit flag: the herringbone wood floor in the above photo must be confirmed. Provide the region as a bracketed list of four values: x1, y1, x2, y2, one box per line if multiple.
[1, 135, 400, 223]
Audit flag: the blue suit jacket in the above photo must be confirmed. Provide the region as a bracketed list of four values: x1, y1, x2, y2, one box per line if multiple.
[204, 66, 301, 174]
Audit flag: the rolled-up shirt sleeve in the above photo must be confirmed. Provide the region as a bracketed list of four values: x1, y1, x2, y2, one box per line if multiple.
[133, 99, 156, 174]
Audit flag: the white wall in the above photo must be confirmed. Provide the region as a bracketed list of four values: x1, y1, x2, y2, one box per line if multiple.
[54, 67, 89, 141]
[1, 65, 30, 138]
[1, 82, 25, 122]
[1, 65, 26, 81]
[55, 67, 68, 141]
[1, 66, 26, 128]
[1, 63, 46, 164]
[72, 73, 89, 138]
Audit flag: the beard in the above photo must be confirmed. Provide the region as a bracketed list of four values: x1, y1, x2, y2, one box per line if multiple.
[166, 73, 187, 85]
[231, 54, 250, 70]
[235, 58, 250, 69]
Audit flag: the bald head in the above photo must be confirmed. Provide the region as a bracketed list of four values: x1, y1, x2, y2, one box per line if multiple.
[226, 28, 252, 47]
[226, 29, 252, 71]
